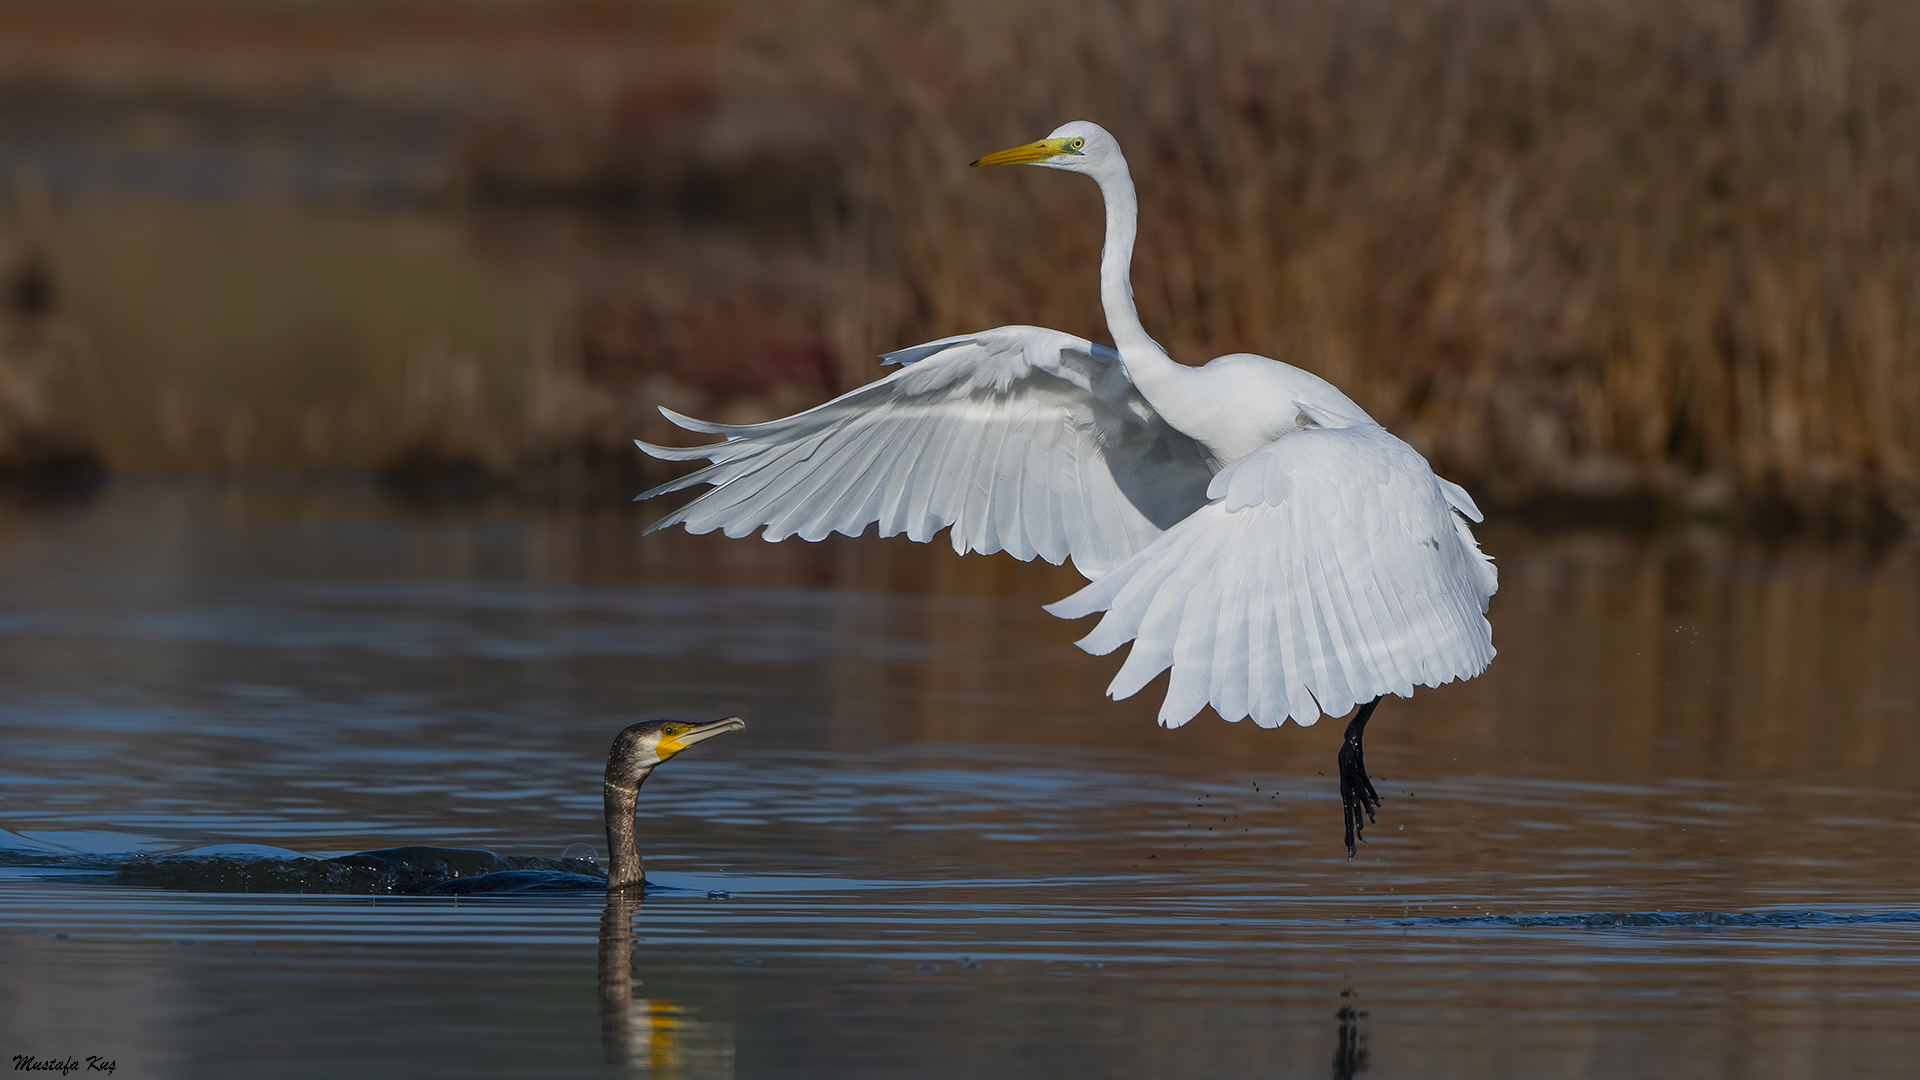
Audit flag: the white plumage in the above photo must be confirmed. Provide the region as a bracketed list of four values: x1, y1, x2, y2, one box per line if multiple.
[639, 120, 1496, 737]
[640, 327, 1212, 579]
[1048, 423, 1496, 729]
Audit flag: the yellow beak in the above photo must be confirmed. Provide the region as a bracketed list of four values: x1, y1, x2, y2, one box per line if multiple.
[970, 137, 1077, 168]
[655, 716, 746, 760]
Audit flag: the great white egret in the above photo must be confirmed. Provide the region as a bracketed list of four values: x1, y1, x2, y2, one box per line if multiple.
[638, 122, 1496, 855]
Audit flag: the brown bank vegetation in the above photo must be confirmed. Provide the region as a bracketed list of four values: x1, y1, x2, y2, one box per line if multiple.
[760, 0, 1920, 532]
[2, 0, 1915, 532]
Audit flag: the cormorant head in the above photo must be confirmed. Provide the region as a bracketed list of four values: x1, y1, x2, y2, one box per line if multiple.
[605, 716, 746, 789]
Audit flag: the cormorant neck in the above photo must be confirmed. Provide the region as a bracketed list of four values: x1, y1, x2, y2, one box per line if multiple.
[603, 766, 653, 890]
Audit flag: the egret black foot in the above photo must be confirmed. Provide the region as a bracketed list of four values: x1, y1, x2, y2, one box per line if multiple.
[1338, 698, 1383, 858]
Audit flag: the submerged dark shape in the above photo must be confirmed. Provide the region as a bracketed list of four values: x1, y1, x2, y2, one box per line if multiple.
[115, 845, 604, 895]
[114, 717, 745, 895]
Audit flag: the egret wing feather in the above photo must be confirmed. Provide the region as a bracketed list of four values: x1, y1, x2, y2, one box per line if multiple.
[637, 325, 1214, 579]
[1046, 424, 1496, 728]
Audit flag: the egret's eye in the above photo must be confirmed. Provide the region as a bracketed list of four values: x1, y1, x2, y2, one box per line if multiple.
[1069, 138, 1085, 150]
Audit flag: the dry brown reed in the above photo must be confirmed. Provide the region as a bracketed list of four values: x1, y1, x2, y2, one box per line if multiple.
[726, 0, 1920, 529]
[5, 0, 1916, 528]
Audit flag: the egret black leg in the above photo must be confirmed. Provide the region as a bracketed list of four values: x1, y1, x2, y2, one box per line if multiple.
[1338, 697, 1384, 858]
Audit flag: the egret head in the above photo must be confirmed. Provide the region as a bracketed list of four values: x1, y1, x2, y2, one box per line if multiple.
[970, 121, 1123, 176]
[604, 716, 745, 789]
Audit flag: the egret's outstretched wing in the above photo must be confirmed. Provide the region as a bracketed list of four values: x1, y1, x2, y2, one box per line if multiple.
[1046, 424, 1497, 727]
[637, 325, 1214, 578]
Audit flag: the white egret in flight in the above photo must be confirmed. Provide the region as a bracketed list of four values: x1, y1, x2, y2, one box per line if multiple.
[638, 121, 1496, 855]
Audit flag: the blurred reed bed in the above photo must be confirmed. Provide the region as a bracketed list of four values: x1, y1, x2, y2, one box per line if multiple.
[0, 0, 1914, 531]
[362, 0, 1920, 528]
[765, 0, 1920, 531]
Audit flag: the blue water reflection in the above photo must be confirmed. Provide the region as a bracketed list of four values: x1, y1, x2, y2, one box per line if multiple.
[2, 483, 1918, 1078]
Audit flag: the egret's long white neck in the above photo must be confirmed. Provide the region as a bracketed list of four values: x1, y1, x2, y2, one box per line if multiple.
[1089, 163, 1188, 406]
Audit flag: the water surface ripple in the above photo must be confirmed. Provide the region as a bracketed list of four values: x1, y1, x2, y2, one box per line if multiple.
[2, 485, 1918, 1079]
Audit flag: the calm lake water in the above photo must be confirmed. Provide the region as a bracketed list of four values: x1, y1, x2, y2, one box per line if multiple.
[1, 481, 1917, 1078]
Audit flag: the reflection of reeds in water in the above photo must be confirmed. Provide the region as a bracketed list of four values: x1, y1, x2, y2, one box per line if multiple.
[490, 505, 1920, 803]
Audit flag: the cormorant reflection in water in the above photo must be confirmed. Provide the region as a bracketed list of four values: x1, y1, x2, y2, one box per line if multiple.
[599, 897, 1368, 1077]
[599, 891, 737, 1072]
